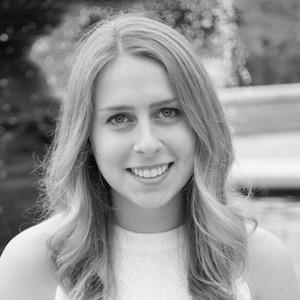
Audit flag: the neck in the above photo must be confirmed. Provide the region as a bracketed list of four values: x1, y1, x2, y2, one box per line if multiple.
[112, 194, 186, 233]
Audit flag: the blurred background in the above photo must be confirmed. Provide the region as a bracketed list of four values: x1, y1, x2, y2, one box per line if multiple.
[0, 0, 299, 287]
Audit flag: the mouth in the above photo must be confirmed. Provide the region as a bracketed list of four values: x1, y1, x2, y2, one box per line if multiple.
[126, 162, 174, 179]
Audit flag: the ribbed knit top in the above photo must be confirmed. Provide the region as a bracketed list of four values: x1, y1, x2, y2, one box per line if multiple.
[55, 225, 251, 300]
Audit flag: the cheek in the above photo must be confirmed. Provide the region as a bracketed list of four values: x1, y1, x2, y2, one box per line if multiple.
[91, 131, 129, 170]
[173, 125, 196, 157]
[176, 127, 196, 178]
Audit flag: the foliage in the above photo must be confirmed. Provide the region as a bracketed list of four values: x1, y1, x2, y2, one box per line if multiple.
[31, 0, 249, 97]
[0, 0, 72, 100]
[235, 0, 300, 85]
[0, 0, 73, 176]
[141, 0, 250, 86]
[0, 1, 121, 176]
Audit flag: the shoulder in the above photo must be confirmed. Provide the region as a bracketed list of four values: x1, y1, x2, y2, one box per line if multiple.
[0, 213, 63, 264]
[245, 226, 300, 300]
[0, 214, 63, 300]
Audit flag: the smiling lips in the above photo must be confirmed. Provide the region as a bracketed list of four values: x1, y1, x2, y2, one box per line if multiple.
[128, 163, 172, 179]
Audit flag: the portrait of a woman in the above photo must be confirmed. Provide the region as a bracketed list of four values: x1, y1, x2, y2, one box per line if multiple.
[0, 12, 299, 300]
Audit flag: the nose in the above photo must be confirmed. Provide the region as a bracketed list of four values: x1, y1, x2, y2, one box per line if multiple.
[133, 122, 163, 156]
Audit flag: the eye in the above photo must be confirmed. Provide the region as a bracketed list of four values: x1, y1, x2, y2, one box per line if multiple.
[158, 108, 181, 119]
[107, 113, 131, 125]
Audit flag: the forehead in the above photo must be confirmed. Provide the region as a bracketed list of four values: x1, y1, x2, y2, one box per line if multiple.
[93, 54, 176, 109]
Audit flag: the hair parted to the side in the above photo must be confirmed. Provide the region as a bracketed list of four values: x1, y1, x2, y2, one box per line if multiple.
[40, 11, 254, 300]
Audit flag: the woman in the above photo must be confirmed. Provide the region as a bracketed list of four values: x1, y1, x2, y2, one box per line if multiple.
[0, 12, 299, 300]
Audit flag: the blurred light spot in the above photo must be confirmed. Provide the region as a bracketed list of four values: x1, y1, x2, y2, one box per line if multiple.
[3, 132, 13, 142]
[239, 67, 252, 85]
[32, 38, 50, 52]
[48, 75, 58, 86]
[0, 78, 8, 87]
[202, 19, 212, 28]
[0, 33, 9, 42]
[2, 103, 11, 112]
[7, 116, 18, 125]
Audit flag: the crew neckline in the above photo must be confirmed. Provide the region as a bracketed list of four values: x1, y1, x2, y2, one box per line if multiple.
[113, 224, 186, 252]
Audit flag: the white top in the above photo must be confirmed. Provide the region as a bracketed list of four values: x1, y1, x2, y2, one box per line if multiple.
[55, 225, 251, 300]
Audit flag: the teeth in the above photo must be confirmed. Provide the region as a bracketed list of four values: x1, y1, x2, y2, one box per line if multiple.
[131, 164, 170, 179]
[138, 169, 143, 177]
[150, 169, 157, 177]
[144, 169, 150, 178]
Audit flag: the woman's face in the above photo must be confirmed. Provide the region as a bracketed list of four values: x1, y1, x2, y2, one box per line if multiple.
[91, 54, 196, 221]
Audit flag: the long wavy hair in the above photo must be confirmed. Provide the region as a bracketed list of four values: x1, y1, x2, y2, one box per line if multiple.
[41, 11, 252, 300]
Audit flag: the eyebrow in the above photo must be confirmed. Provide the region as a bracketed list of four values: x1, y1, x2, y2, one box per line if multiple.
[97, 98, 178, 112]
